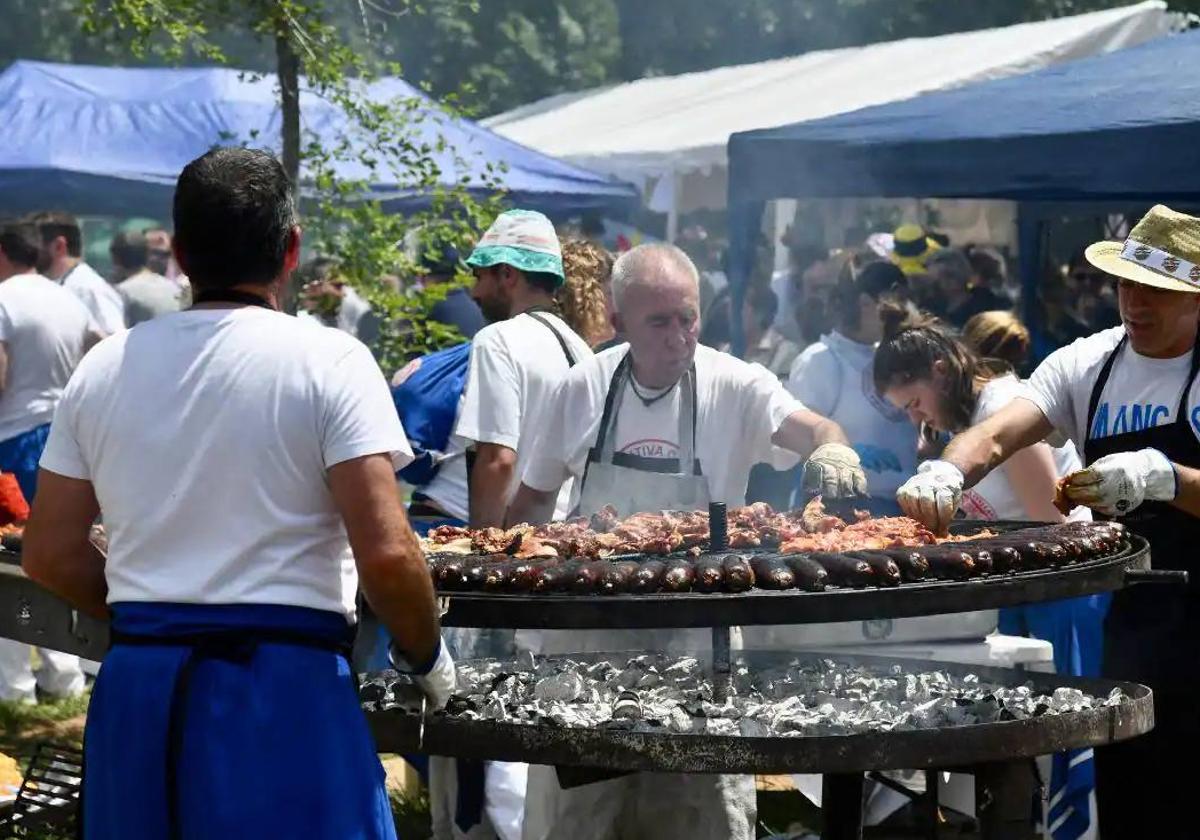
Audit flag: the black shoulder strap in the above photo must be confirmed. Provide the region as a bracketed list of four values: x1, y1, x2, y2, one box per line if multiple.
[525, 312, 577, 368]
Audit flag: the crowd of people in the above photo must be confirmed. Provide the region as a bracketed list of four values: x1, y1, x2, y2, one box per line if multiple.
[2, 143, 1195, 840]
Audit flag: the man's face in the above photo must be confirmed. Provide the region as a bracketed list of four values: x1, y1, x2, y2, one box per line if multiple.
[471, 265, 513, 323]
[617, 274, 700, 386]
[1119, 277, 1200, 357]
[34, 235, 59, 275]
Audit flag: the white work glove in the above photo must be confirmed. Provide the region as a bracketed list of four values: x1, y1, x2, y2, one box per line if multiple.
[1062, 448, 1176, 517]
[896, 460, 964, 535]
[390, 638, 457, 710]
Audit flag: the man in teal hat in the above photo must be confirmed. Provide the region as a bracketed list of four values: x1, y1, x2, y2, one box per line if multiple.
[454, 209, 591, 529]
[430, 209, 592, 840]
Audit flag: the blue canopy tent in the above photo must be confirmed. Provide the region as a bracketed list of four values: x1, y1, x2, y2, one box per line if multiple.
[0, 60, 638, 218]
[725, 28, 1200, 355]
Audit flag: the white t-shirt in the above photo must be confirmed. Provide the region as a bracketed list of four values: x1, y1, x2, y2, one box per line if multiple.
[961, 376, 1089, 522]
[40, 308, 412, 618]
[1021, 326, 1200, 451]
[59, 261, 125, 335]
[523, 344, 805, 510]
[787, 331, 918, 499]
[118, 270, 183, 326]
[454, 311, 592, 518]
[0, 274, 92, 441]
[421, 449, 470, 522]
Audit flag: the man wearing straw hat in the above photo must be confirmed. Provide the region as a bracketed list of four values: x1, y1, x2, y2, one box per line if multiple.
[896, 204, 1200, 835]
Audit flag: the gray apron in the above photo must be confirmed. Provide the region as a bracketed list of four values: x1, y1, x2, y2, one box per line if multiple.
[577, 355, 708, 517]
[521, 354, 755, 840]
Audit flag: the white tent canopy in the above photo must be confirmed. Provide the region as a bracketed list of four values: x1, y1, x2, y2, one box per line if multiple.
[485, 1, 1178, 215]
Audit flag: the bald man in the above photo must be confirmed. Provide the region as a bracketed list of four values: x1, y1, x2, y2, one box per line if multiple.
[507, 243, 866, 840]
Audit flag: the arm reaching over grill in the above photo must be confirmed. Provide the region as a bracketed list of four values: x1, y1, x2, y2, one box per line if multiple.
[771, 409, 867, 499]
[23, 470, 108, 619]
[329, 453, 442, 685]
[899, 399, 1054, 533]
[506, 482, 558, 528]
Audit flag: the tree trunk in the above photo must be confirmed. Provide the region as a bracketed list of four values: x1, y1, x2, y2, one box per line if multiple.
[275, 28, 301, 189]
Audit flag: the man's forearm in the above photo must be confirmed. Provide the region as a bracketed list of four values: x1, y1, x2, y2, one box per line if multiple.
[506, 482, 558, 527]
[359, 538, 441, 668]
[23, 541, 108, 620]
[941, 401, 1055, 489]
[469, 443, 516, 528]
[772, 409, 850, 459]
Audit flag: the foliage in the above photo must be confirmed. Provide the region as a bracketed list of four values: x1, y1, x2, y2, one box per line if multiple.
[72, 0, 509, 372]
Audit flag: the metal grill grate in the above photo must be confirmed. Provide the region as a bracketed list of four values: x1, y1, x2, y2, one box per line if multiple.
[0, 743, 82, 838]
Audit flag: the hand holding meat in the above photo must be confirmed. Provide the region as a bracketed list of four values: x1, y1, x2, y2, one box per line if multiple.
[391, 638, 458, 710]
[896, 460, 964, 535]
[801, 443, 869, 499]
[1059, 448, 1176, 516]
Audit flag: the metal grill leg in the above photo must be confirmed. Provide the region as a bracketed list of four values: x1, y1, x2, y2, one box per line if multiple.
[925, 770, 940, 839]
[711, 625, 731, 703]
[821, 773, 864, 840]
[974, 760, 1037, 840]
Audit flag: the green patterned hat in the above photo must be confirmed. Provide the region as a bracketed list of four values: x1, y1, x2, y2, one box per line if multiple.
[466, 209, 564, 286]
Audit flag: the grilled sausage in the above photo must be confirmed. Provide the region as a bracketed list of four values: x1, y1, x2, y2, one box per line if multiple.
[847, 551, 901, 586]
[629, 560, 667, 594]
[969, 549, 994, 575]
[915, 547, 976, 580]
[722, 555, 756, 592]
[749, 555, 796, 590]
[482, 561, 521, 591]
[570, 561, 606, 593]
[434, 557, 468, 590]
[693, 556, 727, 593]
[984, 539, 1068, 569]
[808, 552, 875, 588]
[784, 555, 828, 591]
[533, 561, 583, 593]
[599, 560, 642, 594]
[509, 559, 559, 592]
[462, 559, 490, 590]
[662, 558, 696, 592]
[868, 548, 930, 582]
[983, 544, 1022, 573]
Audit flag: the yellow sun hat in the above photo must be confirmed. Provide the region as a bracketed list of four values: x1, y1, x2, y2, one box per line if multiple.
[890, 223, 941, 276]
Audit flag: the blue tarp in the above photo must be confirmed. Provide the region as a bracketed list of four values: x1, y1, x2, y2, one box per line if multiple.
[727, 28, 1200, 205]
[0, 61, 638, 218]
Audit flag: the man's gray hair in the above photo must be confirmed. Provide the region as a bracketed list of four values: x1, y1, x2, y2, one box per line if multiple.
[924, 247, 974, 287]
[609, 243, 700, 313]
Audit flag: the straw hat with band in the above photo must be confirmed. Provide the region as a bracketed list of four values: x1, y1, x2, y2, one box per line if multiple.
[890, 223, 941, 276]
[465, 209, 565, 287]
[1085, 204, 1200, 295]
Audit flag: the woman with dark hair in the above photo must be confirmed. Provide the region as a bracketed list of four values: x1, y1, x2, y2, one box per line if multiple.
[874, 316, 1083, 523]
[874, 316, 1106, 839]
[786, 260, 917, 514]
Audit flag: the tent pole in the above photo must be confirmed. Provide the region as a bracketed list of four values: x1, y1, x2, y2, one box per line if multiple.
[1016, 204, 1046, 363]
[666, 171, 681, 243]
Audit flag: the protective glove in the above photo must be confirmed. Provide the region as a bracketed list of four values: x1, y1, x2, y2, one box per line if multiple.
[896, 460, 964, 535]
[390, 637, 457, 710]
[802, 443, 869, 499]
[1062, 448, 1176, 516]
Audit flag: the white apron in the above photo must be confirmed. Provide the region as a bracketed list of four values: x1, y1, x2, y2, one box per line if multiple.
[521, 357, 756, 840]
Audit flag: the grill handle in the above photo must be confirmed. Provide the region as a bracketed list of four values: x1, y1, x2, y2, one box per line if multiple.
[1124, 568, 1189, 586]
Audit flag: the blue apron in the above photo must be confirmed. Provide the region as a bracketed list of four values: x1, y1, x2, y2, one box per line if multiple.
[84, 602, 397, 840]
[0, 422, 51, 502]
